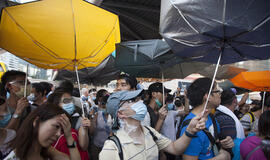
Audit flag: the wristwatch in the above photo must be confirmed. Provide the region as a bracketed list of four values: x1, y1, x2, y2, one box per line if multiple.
[67, 141, 77, 148]
[12, 114, 20, 119]
[185, 130, 197, 138]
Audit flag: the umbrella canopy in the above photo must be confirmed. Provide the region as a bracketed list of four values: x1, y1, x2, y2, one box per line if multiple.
[55, 55, 120, 85]
[0, 0, 120, 70]
[198, 65, 247, 80]
[115, 39, 210, 78]
[160, 0, 270, 64]
[230, 71, 270, 92]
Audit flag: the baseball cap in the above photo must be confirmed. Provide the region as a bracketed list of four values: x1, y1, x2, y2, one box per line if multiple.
[148, 82, 171, 94]
[106, 89, 143, 118]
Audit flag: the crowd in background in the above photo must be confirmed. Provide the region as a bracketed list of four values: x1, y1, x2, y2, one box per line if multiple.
[0, 70, 269, 160]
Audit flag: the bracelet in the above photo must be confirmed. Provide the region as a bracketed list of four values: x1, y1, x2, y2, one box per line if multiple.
[185, 130, 197, 138]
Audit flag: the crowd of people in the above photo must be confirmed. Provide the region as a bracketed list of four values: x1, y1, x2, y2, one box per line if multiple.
[0, 70, 269, 160]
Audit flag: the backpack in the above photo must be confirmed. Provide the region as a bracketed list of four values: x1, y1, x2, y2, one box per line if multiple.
[108, 126, 158, 160]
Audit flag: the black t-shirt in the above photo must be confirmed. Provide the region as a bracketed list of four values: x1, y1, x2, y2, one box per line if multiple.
[147, 106, 158, 128]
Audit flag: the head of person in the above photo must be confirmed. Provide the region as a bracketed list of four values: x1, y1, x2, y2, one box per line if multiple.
[58, 80, 74, 95]
[94, 89, 109, 105]
[165, 94, 175, 110]
[147, 82, 171, 107]
[106, 90, 146, 131]
[81, 88, 89, 99]
[89, 88, 97, 99]
[10, 103, 69, 159]
[174, 95, 186, 112]
[28, 83, 45, 103]
[249, 100, 262, 112]
[1, 70, 31, 99]
[239, 103, 250, 114]
[187, 77, 221, 109]
[258, 110, 270, 159]
[99, 95, 110, 113]
[116, 73, 137, 91]
[39, 82, 53, 98]
[47, 89, 75, 115]
[220, 89, 237, 110]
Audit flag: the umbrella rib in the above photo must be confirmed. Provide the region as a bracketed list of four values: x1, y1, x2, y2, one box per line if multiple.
[169, 37, 216, 47]
[230, 40, 270, 47]
[3, 8, 67, 60]
[3, 9, 71, 61]
[227, 43, 262, 60]
[70, 0, 78, 62]
[229, 14, 270, 40]
[170, 0, 200, 34]
[80, 19, 118, 61]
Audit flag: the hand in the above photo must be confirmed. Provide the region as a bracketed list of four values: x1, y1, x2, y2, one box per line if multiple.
[220, 136, 234, 149]
[81, 117, 91, 129]
[186, 111, 207, 134]
[15, 97, 29, 115]
[158, 105, 168, 120]
[58, 114, 72, 138]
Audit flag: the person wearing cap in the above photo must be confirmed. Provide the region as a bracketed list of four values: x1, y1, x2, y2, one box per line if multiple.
[115, 73, 137, 91]
[99, 89, 207, 160]
[142, 82, 171, 132]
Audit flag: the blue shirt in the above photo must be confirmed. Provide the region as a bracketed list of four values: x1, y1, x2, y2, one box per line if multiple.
[180, 113, 220, 160]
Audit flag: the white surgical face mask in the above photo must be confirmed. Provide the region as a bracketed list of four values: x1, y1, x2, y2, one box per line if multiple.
[130, 100, 147, 121]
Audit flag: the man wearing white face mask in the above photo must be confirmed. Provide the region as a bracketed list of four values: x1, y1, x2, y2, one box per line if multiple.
[99, 89, 207, 160]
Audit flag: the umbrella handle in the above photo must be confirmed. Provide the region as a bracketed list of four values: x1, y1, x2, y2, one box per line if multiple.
[162, 71, 165, 106]
[262, 91, 266, 113]
[24, 64, 29, 97]
[75, 66, 85, 117]
[202, 51, 222, 114]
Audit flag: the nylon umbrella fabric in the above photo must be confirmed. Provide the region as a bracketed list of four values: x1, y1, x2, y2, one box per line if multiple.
[160, 0, 270, 64]
[115, 39, 210, 79]
[230, 71, 270, 92]
[0, 0, 121, 70]
[55, 55, 120, 85]
[198, 65, 247, 80]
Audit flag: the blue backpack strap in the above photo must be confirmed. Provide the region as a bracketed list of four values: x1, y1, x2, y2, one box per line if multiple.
[108, 135, 124, 160]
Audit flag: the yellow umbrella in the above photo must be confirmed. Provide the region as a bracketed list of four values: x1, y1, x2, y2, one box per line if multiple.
[0, 0, 120, 70]
[0, 0, 120, 116]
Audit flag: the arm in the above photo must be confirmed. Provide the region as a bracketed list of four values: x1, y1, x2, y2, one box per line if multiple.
[89, 111, 97, 135]
[78, 117, 90, 150]
[154, 105, 167, 132]
[163, 113, 206, 155]
[6, 98, 29, 130]
[59, 114, 81, 160]
[238, 92, 248, 106]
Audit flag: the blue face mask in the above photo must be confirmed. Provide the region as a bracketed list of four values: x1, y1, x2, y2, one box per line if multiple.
[6, 92, 10, 100]
[99, 108, 107, 114]
[167, 103, 174, 110]
[0, 113, 12, 128]
[92, 96, 96, 101]
[130, 100, 147, 121]
[62, 103, 75, 115]
[82, 96, 88, 101]
[155, 99, 162, 108]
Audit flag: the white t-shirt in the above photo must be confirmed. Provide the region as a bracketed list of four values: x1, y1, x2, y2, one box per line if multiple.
[160, 110, 179, 141]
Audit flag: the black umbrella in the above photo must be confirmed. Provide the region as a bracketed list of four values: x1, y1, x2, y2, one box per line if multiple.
[115, 39, 210, 79]
[55, 55, 120, 86]
[160, 0, 270, 112]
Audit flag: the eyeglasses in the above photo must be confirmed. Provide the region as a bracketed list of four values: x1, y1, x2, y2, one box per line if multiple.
[10, 80, 31, 86]
[211, 90, 222, 94]
[61, 98, 73, 104]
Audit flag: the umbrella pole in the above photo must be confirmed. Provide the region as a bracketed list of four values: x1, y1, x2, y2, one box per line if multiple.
[262, 91, 266, 113]
[162, 71, 165, 106]
[202, 51, 222, 114]
[75, 66, 85, 117]
[24, 64, 29, 97]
